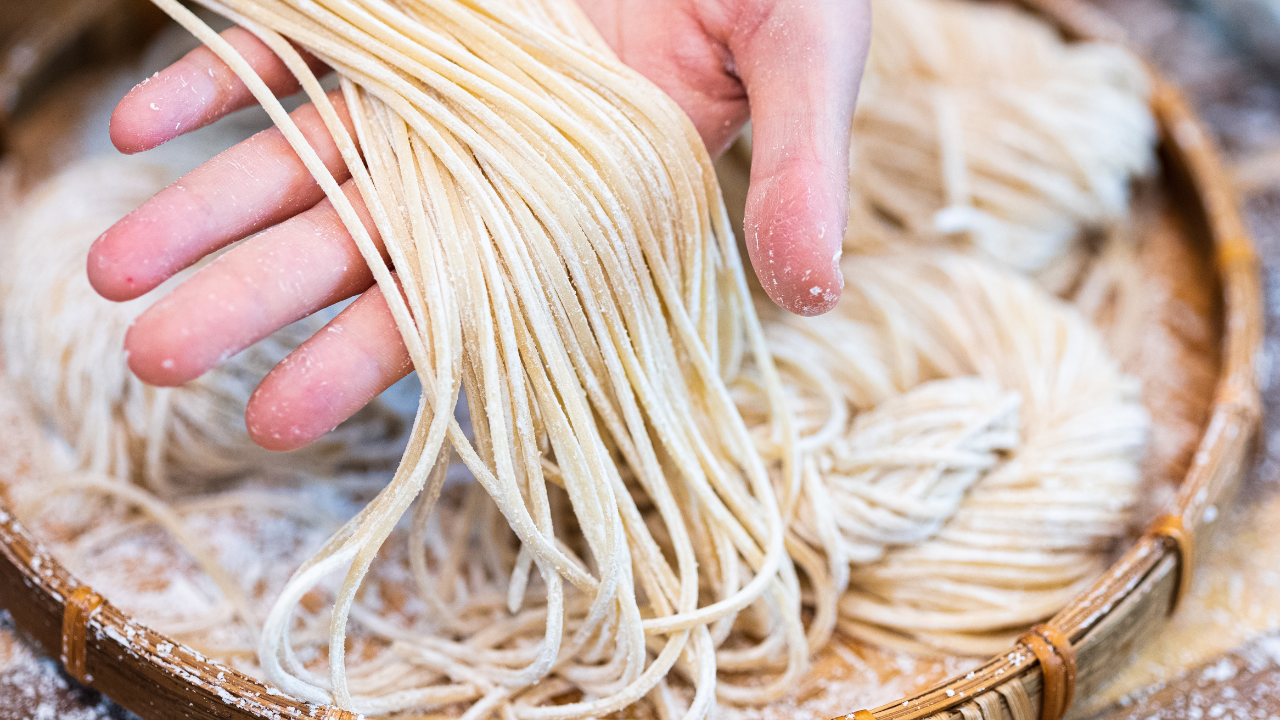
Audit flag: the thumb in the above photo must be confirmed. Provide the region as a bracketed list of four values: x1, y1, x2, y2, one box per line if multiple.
[732, 0, 869, 316]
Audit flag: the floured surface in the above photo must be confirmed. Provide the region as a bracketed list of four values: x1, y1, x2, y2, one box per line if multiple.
[718, 642, 979, 720]
[1083, 632, 1280, 720]
[1074, 187, 1223, 512]
[1077, 479, 1280, 715]
[0, 611, 127, 720]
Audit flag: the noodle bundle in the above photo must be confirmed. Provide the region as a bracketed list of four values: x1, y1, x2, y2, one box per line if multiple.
[145, 0, 809, 714]
[848, 0, 1156, 293]
[752, 253, 1147, 655]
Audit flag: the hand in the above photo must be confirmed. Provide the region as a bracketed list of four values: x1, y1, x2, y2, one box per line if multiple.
[90, 0, 870, 451]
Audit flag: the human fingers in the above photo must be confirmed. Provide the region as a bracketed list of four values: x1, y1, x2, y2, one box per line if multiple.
[89, 89, 356, 303]
[245, 283, 412, 452]
[111, 25, 330, 154]
[731, 0, 870, 316]
[125, 180, 383, 387]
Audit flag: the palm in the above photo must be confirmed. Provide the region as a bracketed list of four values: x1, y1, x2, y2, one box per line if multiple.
[91, 0, 868, 451]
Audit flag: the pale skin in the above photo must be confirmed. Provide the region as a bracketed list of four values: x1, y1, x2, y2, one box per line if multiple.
[90, 0, 871, 451]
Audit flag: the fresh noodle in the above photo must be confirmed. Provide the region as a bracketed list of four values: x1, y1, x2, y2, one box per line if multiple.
[848, 0, 1156, 294]
[0, 0, 1154, 717]
[747, 252, 1148, 655]
[143, 0, 808, 714]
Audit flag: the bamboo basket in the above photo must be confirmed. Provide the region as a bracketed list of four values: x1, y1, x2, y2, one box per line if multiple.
[0, 1, 1263, 719]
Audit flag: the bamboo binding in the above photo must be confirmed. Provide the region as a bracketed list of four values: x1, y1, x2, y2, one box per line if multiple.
[1148, 514, 1194, 615]
[1018, 625, 1077, 720]
[60, 585, 105, 685]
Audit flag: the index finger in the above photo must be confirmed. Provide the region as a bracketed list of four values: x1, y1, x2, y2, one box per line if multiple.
[111, 25, 330, 154]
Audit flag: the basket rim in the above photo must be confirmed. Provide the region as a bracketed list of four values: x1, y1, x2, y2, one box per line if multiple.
[857, 3, 1265, 718]
[0, 2, 1264, 720]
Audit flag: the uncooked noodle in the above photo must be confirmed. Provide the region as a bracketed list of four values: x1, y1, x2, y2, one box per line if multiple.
[0, 0, 1153, 717]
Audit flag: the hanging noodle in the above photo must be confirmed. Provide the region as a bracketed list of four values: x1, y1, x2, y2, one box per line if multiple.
[140, 0, 808, 715]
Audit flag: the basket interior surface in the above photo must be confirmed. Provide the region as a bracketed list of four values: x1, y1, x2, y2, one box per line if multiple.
[0, 3, 1263, 720]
